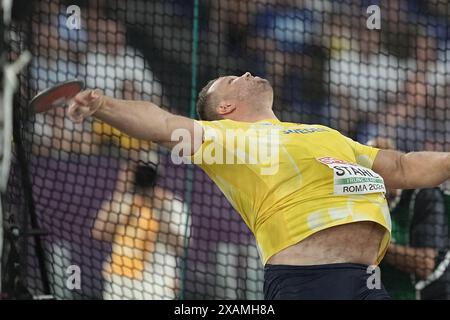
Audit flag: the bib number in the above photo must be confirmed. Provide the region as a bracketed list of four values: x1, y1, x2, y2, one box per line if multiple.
[317, 157, 386, 195]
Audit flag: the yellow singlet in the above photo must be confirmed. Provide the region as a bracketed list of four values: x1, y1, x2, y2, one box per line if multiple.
[189, 119, 391, 265]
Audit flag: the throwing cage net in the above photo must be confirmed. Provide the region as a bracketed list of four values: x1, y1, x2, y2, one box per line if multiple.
[1, 0, 450, 299]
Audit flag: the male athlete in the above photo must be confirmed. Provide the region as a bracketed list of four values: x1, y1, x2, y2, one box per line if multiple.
[68, 72, 450, 299]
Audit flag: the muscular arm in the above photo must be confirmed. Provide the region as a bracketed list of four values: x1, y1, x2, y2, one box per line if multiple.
[68, 90, 203, 153]
[372, 149, 450, 189]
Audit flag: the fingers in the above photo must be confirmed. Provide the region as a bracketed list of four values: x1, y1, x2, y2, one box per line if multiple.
[73, 89, 102, 105]
[91, 89, 101, 99]
[87, 89, 105, 115]
[68, 103, 89, 123]
[74, 90, 92, 105]
[68, 89, 104, 123]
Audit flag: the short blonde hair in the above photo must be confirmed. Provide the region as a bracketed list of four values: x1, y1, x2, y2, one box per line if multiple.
[196, 78, 221, 120]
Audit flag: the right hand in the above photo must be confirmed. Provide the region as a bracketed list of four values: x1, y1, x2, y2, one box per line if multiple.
[68, 89, 105, 123]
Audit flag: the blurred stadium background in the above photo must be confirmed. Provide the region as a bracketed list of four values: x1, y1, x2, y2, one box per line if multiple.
[1, 0, 450, 299]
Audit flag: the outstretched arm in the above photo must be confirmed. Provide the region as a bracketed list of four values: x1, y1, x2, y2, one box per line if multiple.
[372, 149, 450, 189]
[68, 89, 202, 153]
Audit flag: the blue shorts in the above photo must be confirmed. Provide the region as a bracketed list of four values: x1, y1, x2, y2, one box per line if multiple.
[264, 263, 391, 300]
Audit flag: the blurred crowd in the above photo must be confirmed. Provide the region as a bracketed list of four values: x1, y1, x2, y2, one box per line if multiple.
[22, 0, 450, 152]
[196, 0, 450, 153]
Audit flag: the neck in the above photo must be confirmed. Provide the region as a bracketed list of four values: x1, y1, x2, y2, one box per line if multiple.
[230, 109, 278, 123]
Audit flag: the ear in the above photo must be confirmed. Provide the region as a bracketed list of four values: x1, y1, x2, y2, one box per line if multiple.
[216, 101, 236, 115]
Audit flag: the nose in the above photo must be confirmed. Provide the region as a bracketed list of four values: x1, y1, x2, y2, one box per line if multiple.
[243, 72, 252, 78]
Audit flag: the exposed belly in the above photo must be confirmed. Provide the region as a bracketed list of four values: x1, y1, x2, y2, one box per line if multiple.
[267, 221, 386, 266]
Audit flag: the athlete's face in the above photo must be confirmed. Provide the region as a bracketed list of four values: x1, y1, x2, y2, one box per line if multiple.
[208, 72, 274, 115]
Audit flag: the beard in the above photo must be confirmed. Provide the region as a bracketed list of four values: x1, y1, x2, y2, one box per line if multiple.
[237, 79, 272, 100]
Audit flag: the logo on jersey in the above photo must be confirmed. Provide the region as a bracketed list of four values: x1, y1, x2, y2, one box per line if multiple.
[317, 157, 386, 195]
[283, 127, 328, 134]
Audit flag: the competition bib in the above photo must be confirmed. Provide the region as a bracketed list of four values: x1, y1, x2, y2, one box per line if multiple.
[317, 157, 386, 195]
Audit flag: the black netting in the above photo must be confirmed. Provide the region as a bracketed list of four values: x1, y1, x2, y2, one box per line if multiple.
[1, 0, 450, 300]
